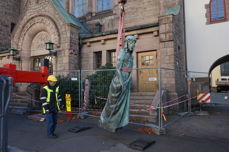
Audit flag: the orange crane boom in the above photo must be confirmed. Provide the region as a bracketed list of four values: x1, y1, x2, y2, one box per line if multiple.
[116, 0, 127, 62]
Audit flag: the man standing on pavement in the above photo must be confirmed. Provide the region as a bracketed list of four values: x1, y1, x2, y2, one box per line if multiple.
[40, 75, 62, 138]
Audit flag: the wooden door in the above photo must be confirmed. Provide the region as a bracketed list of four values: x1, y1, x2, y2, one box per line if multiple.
[138, 51, 158, 92]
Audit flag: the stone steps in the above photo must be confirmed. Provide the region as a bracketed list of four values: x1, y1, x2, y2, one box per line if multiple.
[129, 92, 158, 123]
[131, 92, 156, 96]
[130, 99, 153, 105]
[130, 114, 157, 123]
[9, 102, 29, 107]
[8, 92, 33, 114]
[129, 109, 157, 115]
[130, 96, 154, 100]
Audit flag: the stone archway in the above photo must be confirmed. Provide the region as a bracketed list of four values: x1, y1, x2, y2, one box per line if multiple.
[11, 15, 62, 91]
[13, 15, 61, 71]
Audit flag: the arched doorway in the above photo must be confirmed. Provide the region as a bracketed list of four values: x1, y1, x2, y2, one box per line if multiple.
[14, 15, 61, 72]
[30, 31, 54, 73]
[12, 15, 61, 91]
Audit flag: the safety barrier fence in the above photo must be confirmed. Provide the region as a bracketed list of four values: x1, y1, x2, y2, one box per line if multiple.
[11, 67, 210, 133]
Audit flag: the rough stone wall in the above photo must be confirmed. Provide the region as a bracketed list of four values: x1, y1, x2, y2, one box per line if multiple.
[81, 0, 160, 33]
[84, 0, 181, 31]
[60, 25, 80, 71]
[158, 0, 187, 97]
[158, 15, 176, 93]
[0, 0, 21, 50]
[120, 0, 160, 27]
[205, 0, 229, 24]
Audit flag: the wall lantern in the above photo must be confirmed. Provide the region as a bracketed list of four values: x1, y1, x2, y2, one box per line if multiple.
[9, 48, 21, 61]
[45, 41, 57, 56]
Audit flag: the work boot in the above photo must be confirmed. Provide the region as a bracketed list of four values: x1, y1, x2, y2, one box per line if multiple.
[53, 133, 58, 138]
[47, 134, 58, 139]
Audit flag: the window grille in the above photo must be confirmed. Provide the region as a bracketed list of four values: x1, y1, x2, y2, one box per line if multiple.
[210, 0, 226, 22]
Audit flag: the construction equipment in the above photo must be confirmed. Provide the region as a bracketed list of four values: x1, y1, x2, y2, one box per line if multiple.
[215, 76, 229, 92]
[0, 60, 49, 152]
[0, 62, 49, 84]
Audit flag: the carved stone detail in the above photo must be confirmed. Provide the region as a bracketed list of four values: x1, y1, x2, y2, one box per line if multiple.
[31, 31, 50, 56]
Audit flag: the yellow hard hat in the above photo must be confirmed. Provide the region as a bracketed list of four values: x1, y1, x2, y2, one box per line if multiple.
[47, 75, 57, 82]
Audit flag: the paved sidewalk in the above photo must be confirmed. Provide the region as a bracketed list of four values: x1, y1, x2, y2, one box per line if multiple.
[8, 113, 229, 152]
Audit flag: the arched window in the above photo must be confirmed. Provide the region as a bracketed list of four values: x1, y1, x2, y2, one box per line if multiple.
[210, 0, 226, 22]
[97, 0, 113, 12]
[74, 0, 88, 17]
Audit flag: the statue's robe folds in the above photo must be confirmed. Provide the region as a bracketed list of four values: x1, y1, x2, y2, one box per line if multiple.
[100, 48, 133, 132]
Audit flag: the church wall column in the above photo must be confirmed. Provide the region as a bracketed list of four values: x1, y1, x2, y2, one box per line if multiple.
[69, 0, 75, 14]
[65, 0, 70, 13]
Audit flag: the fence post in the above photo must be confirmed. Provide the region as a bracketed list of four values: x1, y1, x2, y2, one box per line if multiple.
[78, 70, 82, 116]
[187, 72, 192, 113]
[158, 67, 163, 130]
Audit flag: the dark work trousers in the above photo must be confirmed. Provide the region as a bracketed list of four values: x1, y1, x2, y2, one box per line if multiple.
[45, 113, 57, 136]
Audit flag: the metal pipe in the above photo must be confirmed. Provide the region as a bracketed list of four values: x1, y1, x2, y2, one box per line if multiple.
[0, 77, 7, 152]
[4, 77, 12, 113]
[158, 67, 162, 129]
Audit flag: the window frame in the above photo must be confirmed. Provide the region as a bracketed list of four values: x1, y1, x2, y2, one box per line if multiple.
[107, 50, 116, 67]
[210, 0, 227, 23]
[94, 51, 102, 69]
[74, 0, 89, 17]
[32, 56, 53, 74]
[97, 0, 113, 12]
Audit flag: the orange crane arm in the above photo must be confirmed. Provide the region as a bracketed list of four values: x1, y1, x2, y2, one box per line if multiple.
[116, 0, 127, 63]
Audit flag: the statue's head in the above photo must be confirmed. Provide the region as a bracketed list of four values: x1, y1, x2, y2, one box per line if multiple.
[124, 35, 137, 52]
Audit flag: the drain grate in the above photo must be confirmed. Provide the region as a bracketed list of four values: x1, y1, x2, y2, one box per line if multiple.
[129, 139, 155, 151]
[68, 126, 92, 133]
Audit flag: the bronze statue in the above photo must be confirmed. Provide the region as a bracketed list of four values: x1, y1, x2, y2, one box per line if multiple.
[100, 35, 137, 132]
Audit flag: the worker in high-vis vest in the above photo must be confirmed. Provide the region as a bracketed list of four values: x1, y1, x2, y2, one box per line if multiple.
[40, 75, 63, 138]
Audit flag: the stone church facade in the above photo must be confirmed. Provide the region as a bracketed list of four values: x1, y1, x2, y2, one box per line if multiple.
[0, 0, 187, 97]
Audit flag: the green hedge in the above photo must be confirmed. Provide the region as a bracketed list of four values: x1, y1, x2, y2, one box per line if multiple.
[87, 64, 115, 109]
